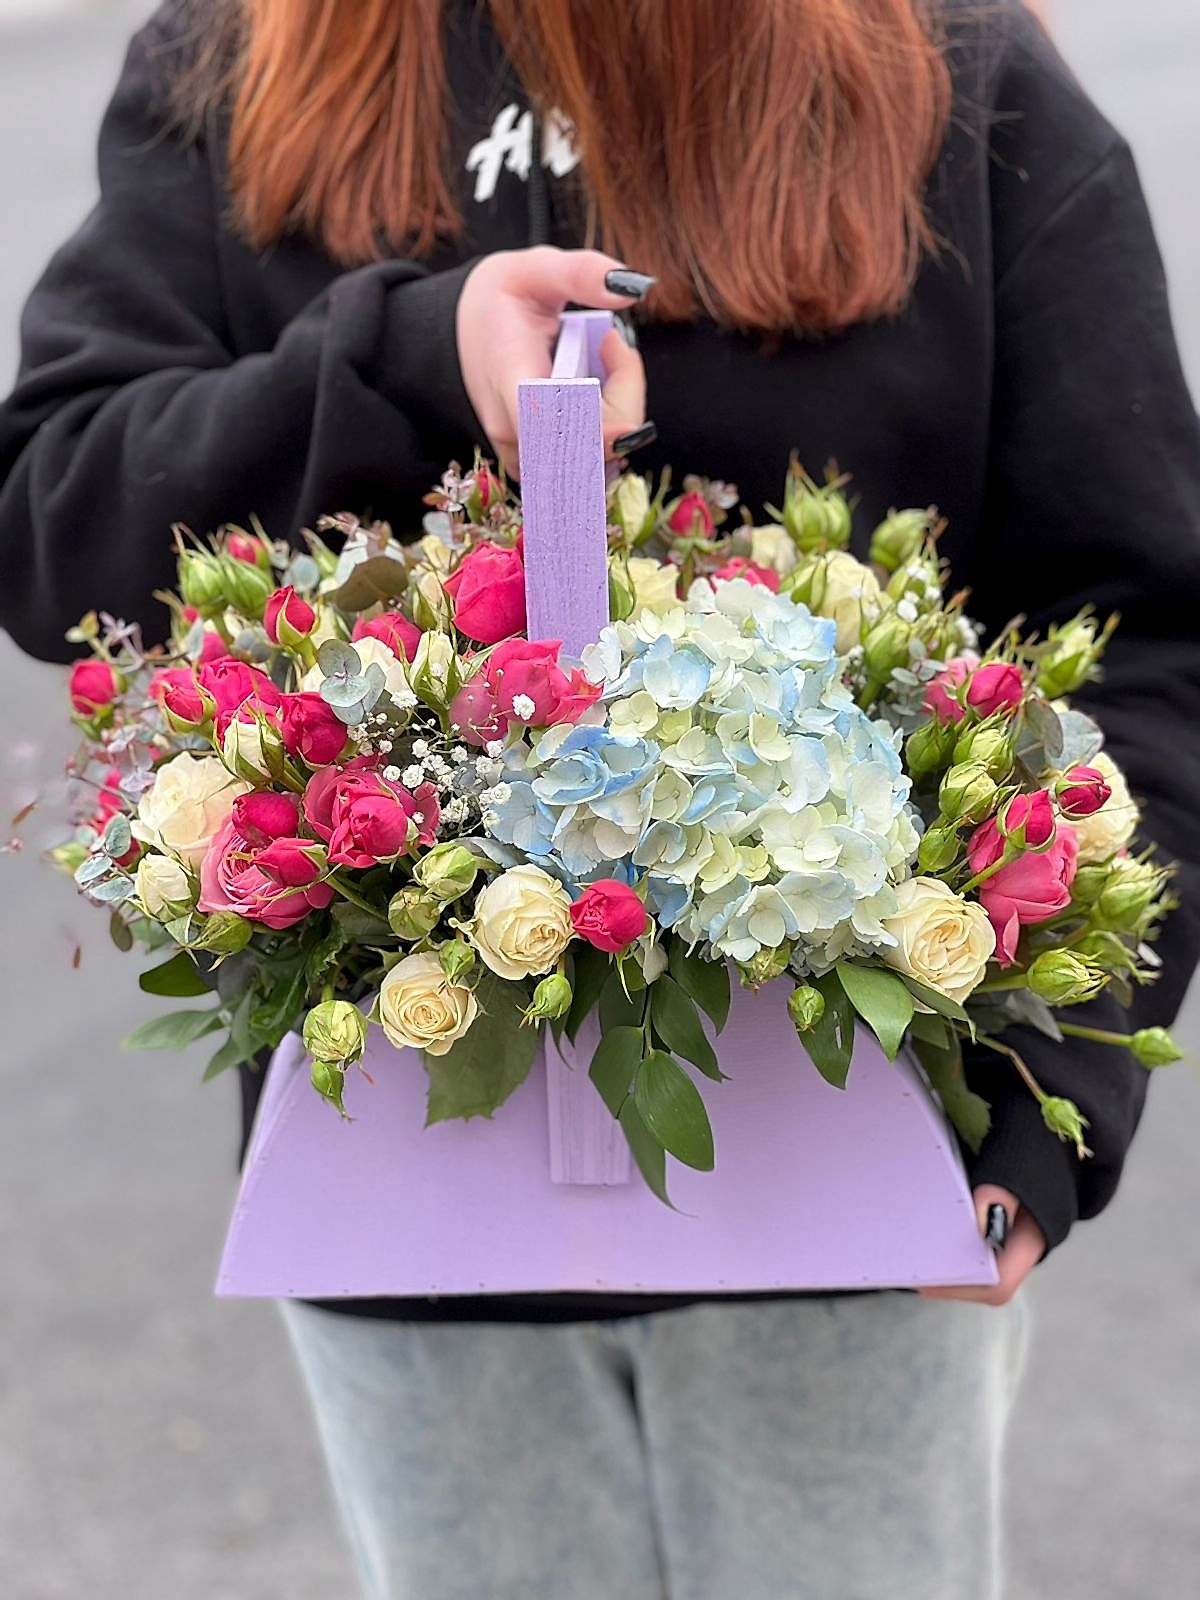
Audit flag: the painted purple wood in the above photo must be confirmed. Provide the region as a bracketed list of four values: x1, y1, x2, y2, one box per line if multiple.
[217, 999, 998, 1298]
[518, 313, 631, 1184]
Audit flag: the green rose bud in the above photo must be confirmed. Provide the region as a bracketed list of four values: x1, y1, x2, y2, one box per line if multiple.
[178, 550, 227, 615]
[1129, 1027, 1183, 1068]
[610, 473, 652, 542]
[1034, 612, 1115, 699]
[411, 570, 452, 632]
[1069, 863, 1111, 909]
[607, 563, 637, 623]
[1094, 858, 1166, 934]
[862, 612, 913, 679]
[523, 972, 573, 1024]
[1040, 1095, 1090, 1153]
[303, 1000, 367, 1067]
[953, 721, 1014, 780]
[788, 984, 826, 1035]
[782, 556, 820, 608]
[737, 944, 793, 989]
[917, 823, 961, 875]
[1071, 930, 1136, 974]
[780, 467, 852, 554]
[438, 939, 477, 984]
[409, 630, 459, 711]
[869, 508, 933, 573]
[414, 841, 481, 903]
[1026, 950, 1107, 1006]
[905, 718, 957, 780]
[938, 760, 998, 825]
[310, 1056, 348, 1118]
[189, 910, 254, 955]
[221, 556, 275, 619]
[388, 885, 443, 941]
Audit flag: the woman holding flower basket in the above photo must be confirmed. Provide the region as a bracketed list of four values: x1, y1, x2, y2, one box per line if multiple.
[2, 1, 1199, 1596]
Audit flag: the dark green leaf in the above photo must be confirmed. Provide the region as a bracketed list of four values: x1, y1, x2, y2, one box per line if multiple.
[202, 1034, 251, 1082]
[123, 1008, 224, 1051]
[898, 976, 970, 1024]
[913, 1034, 992, 1154]
[425, 974, 539, 1124]
[109, 912, 134, 954]
[619, 1098, 673, 1206]
[327, 556, 411, 614]
[650, 975, 724, 1080]
[331, 900, 394, 941]
[994, 987, 1064, 1043]
[633, 1050, 714, 1171]
[907, 1010, 950, 1050]
[588, 1026, 643, 1117]
[668, 939, 730, 1033]
[599, 970, 644, 1032]
[799, 970, 856, 1088]
[138, 950, 212, 998]
[566, 944, 610, 1042]
[836, 964, 914, 1062]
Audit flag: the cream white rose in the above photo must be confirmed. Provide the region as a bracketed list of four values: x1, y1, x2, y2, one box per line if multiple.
[626, 557, 681, 620]
[378, 952, 479, 1056]
[611, 473, 651, 537]
[815, 551, 884, 653]
[134, 853, 195, 920]
[469, 864, 574, 980]
[133, 754, 250, 870]
[300, 634, 409, 697]
[882, 876, 995, 1005]
[749, 524, 798, 578]
[1069, 751, 1139, 864]
[221, 714, 281, 779]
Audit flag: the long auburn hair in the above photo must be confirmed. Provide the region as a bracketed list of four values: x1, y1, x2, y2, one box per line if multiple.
[182, 0, 952, 333]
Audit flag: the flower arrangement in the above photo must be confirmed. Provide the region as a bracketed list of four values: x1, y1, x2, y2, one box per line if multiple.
[51, 457, 1182, 1202]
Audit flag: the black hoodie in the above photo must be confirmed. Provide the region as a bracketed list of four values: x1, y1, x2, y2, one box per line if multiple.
[2, 0, 1199, 1320]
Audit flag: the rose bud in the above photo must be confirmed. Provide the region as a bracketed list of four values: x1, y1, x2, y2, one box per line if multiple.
[264, 585, 317, 649]
[1068, 862, 1110, 908]
[189, 910, 255, 955]
[221, 555, 274, 619]
[710, 556, 780, 591]
[1035, 612, 1112, 699]
[414, 841, 482, 903]
[1072, 929, 1137, 974]
[1026, 950, 1107, 1006]
[952, 721, 1014, 780]
[1129, 1027, 1183, 1069]
[787, 984, 826, 1035]
[905, 718, 957, 780]
[937, 760, 997, 825]
[232, 789, 301, 843]
[1094, 857, 1166, 934]
[862, 612, 913, 679]
[303, 1000, 368, 1068]
[737, 944, 792, 989]
[998, 790, 1056, 850]
[310, 1057, 348, 1118]
[917, 823, 960, 875]
[443, 540, 526, 644]
[352, 611, 422, 663]
[279, 692, 348, 767]
[523, 972, 573, 1024]
[869, 507, 934, 573]
[923, 657, 973, 724]
[965, 661, 1024, 718]
[667, 490, 715, 539]
[151, 667, 215, 732]
[1056, 764, 1112, 818]
[178, 549, 228, 614]
[569, 879, 648, 953]
[225, 528, 270, 568]
[610, 473, 651, 541]
[1040, 1095, 1090, 1155]
[134, 854, 196, 921]
[387, 885, 443, 941]
[438, 939, 478, 984]
[69, 658, 120, 717]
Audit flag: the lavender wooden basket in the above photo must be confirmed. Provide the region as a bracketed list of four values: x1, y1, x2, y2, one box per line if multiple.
[216, 312, 997, 1299]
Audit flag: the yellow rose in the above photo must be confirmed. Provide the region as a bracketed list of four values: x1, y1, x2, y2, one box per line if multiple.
[882, 876, 995, 1005]
[378, 952, 479, 1056]
[133, 754, 250, 870]
[134, 853, 195, 920]
[748, 524, 798, 578]
[626, 557, 681, 619]
[1069, 752, 1139, 864]
[299, 634, 409, 697]
[469, 864, 574, 980]
[815, 551, 883, 654]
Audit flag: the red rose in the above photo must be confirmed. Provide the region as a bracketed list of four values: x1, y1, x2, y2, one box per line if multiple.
[199, 656, 282, 734]
[318, 770, 440, 867]
[279, 692, 348, 767]
[668, 491, 715, 538]
[232, 790, 301, 844]
[263, 585, 316, 646]
[711, 556, 780, 592]
[1000, 789, 1056, 848]
[352, 611, 422, 663]
[150, 667, 212, 729]
[1057, 764, 1111, 818]
[69, 659, 118, 715]
[199, 815, 331, 931]
[443, 541, 526, 644]
[197, 630, 227, 666]
[965, 662, 1024, 718]
[569, 880, 648, 954]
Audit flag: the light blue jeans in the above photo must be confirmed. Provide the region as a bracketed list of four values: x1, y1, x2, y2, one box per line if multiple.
[281, 1292, 1029, 1600]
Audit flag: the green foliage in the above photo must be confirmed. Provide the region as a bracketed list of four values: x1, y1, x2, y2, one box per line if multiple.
[667, 938, 730, 1032]
[633, 1050, 715, 1172]
[565, 944, 610, 1042]
[424, 974, 539, 1124]
[588, 1026, 642, 1117]
[798, 970, 856, 1088]
[598, 969, 644, 1032]
[138, 950, 211, 998]
[913, 1033, 991, 1154]
[650, 975, 724, 1080]
[618, 1099, 672, 1207]
[836, 964, 914, 1062]
[123, 1008, 224, 1051]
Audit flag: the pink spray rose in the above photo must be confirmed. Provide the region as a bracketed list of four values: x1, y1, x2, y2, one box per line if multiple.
[199, 656, 282, 734]
[352, 611, 422, 663]
[999, 789, 1056, 849]
[199, 815, 332, 931]
[279, 692, 348, 767]
[150, 667, 211, 728]
[923, 656, 975, 723]
[486, 639, 602, 725]
[307, 769, 440, 867]
[1057, 764, 1112, 818]
[86, 768, 140, 865]
[232, 790, 300, 844]
[444, 541, 526, 644]
[569, 880, 648, 953]
[967, 812, 1078, 966]
[449, 676, 509, 747]
[668, 491, 715, 538]
[965, 661, 1025, 718]
[263, 585, 316, 645]
[711, 556, 780, 591]
[225, 531, 262, 565]
[69, 659, 118, 715]
[197, 630, 227, 666]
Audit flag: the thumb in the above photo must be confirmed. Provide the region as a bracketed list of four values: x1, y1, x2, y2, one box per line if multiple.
[599, 328, 647, 453]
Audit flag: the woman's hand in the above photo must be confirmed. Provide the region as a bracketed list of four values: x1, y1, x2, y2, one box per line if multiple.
[919, 1185, 1046, 1306]
[456, 247, 650, 477]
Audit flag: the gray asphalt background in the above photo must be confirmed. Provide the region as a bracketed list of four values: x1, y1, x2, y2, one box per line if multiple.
[1, 3, 1197, 1596]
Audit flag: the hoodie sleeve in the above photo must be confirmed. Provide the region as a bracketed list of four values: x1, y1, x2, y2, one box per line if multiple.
[0, 17, 481, 663]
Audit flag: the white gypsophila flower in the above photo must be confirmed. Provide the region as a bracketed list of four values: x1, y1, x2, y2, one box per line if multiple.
[485, 740, 505, 758]
[383, 765, 402, 782]
[451, 748, 470, 765]
[511, 693, 536, 720]
[402, 764, 425, 787]
[412, 739, 430, 758]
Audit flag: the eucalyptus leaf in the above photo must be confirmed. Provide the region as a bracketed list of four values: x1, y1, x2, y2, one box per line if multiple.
[1056, 708, 1105, 769]
[138, 950, 212, 998]
[651, 975, 725, 1080]
[317, 640, 361, 678]
[633, 1050, 714, 1172]
[836, 964, 914, 1062]
[123, 1008, 224, 1051]
[1025, 696, 1065, 760]
[588, 1026, 643, 1117]
[799, 970, 856, 1088]
[75, 853, 112, 888]
[91, 875, 136, 905]
[667, 940, 730, 1033]
[109, 912, 134, 954]
[424, 975, 539, 1123]
[102, 814, 132, 859]
[327, 555, 411, 614]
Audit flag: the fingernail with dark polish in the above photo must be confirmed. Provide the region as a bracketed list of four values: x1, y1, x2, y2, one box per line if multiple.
[605, 268, 657, 299]
[615, 313, 639, 349]
[985, 1203, 1009, 1250]
[613, 421, 658, 456]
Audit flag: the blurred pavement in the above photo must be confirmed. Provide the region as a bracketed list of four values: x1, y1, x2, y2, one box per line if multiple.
[1, 4, 1197, 1597]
